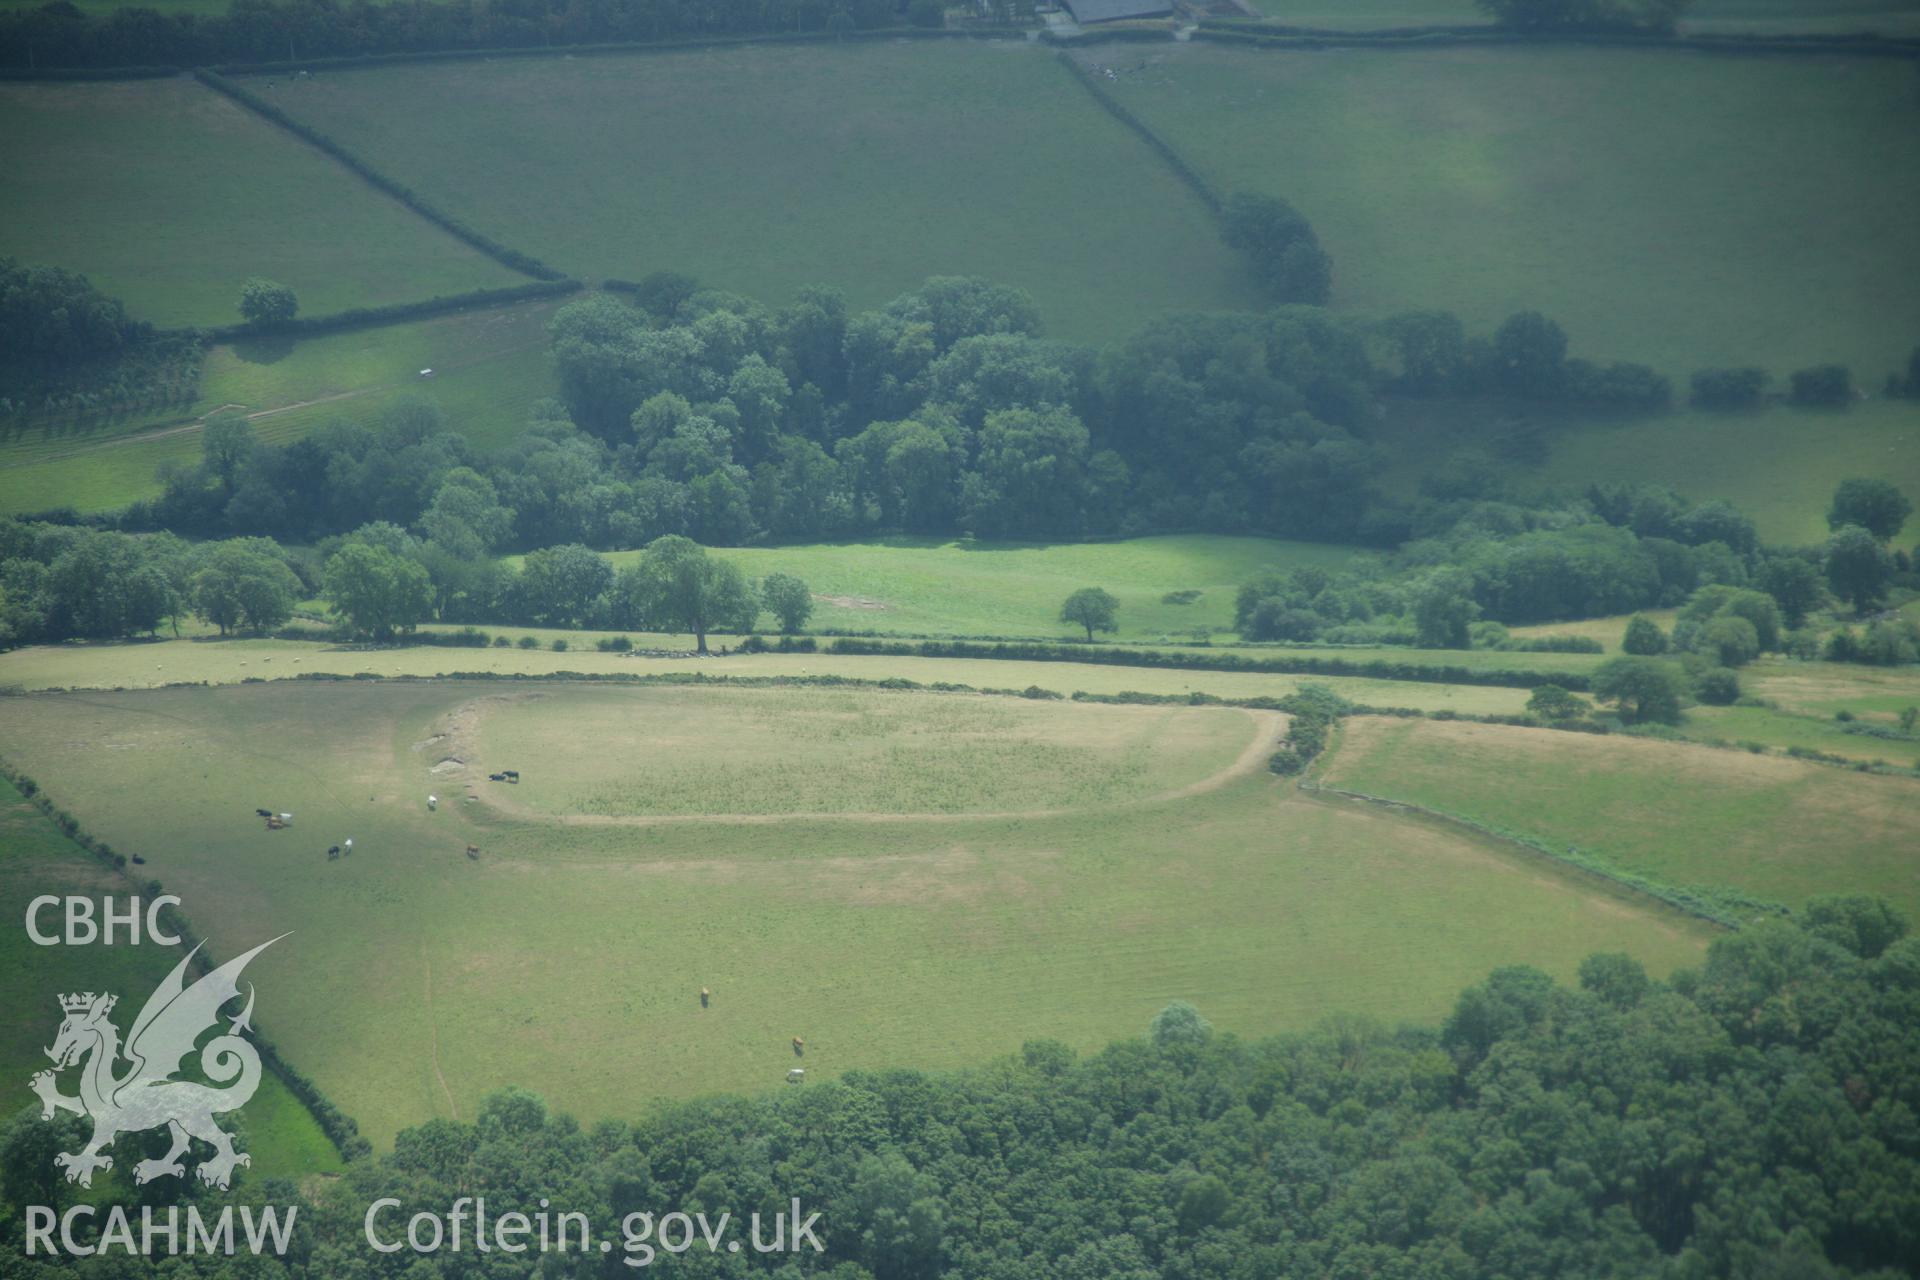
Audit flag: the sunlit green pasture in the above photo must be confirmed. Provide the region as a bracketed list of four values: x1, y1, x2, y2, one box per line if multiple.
[0, 633, 1539, 714]
[1320, 715, 1920, 918]
[0, 780, 341, 1180]
[1108, 44, 1920, 381]
[0, 680, 1713, 1144]
[0, 76, 522, 328]
[0, 299, 561, 516]
[249, 40, 1261, 340]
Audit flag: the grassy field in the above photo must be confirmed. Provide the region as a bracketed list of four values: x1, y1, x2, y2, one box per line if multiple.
[1373, 397, 1920, 546]
[0, 77, 523, 328]
[1220, 0, 1920, 32]
[0, 299, 561, 516]
[0, 633, 1540, 714]
[1106, 44, 1920, 381]
[591, 534, 1362, 639]
[1320, 716, 1920, 918]
[470, 685, 1263, 816]
[0, 780, 341, 1180]
[251, 41, 1261, 341]
[0, 680, 1714, 1144]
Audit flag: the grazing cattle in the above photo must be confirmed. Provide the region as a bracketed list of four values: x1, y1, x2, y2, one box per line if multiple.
[343, 838, 353, 855]
[792, 1037, 805, 1056]
[265, 816, 285, 830]
[427, 794, 438, 811]
[786, 1069, 805, 1084]
[254, 808, 272, 818]
[502, 769, 520, 783]
[488, 773, 505, 782]
[327, 846, 340, 860]
[278, 813, 293, 824]
[465, 844, 480, 860]
[131, 854, 145, 865]
[700, 987, 711, 1008]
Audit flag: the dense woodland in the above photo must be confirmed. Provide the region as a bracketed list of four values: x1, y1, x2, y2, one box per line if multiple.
[2, 907, 1916, 1278]
[4, 273, 1914, 671]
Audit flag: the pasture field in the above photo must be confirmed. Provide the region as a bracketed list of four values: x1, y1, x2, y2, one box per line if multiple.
[249, 41, 1262, 341]
[471, 685, 1263, 817]
[1507, 609, 1679, 654]
[0, 680, 1714, 1143]
[0, 634, 1539, 714]
[1222, 0, 1920, 31]
[0, 780, 342, 1180]
[1105, 44, 1920, 381]
[0, 77, 523, 328]
[1372, 397, 1920, 546]
[590, 534, 1364, 639]
[1318, 716, 1920, 918]
[0, 299, 561, 516]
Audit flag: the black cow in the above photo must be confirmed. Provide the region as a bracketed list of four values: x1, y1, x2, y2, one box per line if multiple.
[255, 808, 272, 818]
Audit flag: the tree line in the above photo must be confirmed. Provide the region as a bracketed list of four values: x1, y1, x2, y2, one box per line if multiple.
[86, 274, 1820, 554]
[4, 903, 1915, 1278]
[0, 0, 906, 71]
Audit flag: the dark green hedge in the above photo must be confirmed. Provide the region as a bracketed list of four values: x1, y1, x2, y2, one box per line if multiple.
[1192, 24, 1920, 57]
[191, 68, 567, 280]
[824, 635, 1590, 689]
[1052, 51, 1221, 216]
[184, 278, 581, 342]
[205, 25, 1029, 77]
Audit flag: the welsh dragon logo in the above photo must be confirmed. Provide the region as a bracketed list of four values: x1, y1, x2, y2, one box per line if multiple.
[30, 937, 283, 1190]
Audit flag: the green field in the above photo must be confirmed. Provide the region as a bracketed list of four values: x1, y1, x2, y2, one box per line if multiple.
[0, 633, 1540, 714]
[0, 298, 561, 516]
[605, 534, 1364, 639]
[1374, 397, 1920, 545]
[0, 77, 524, 328]
[1320, 715, 1920, 917]
[250, 41, 1262, 341]
[1106, 44, 1920, 380]
[0, 780, 341, 1180]
[472, 684, 1264, 816]
[0, 679, 1714, 1144]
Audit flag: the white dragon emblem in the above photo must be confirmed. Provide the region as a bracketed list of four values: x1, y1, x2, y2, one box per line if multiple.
[29, 937, 283, 1190]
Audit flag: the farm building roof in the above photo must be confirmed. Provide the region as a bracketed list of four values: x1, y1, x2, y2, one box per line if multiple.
[1061, 0, 1174, 23]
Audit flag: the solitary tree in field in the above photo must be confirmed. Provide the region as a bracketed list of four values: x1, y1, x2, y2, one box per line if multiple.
[1590, 656, 1686, 725]
[760, 572, 813, 634]
[621, 536, 756, 655]
[1824, 524, 1894, 613]
[1621, 614, 1667, 655]
[1827, 479, 1912, 542]
[1526, 683, 1587, 721]
[1151, 1000, 1214, 1047]
[1060, 587, 1119, 642]
[238, 278, 298, 326]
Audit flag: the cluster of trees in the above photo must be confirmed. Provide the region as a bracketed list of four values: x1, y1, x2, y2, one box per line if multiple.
[1231, 476, 1916, 686]
[0, 0, 906, 70]
[1376, 308, 1672, 410]
[0, 257, 201, 424]
[0, 513, 815, 649]
[7, 905, 1916, 1278]
[1220, 193, 1332, 305]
